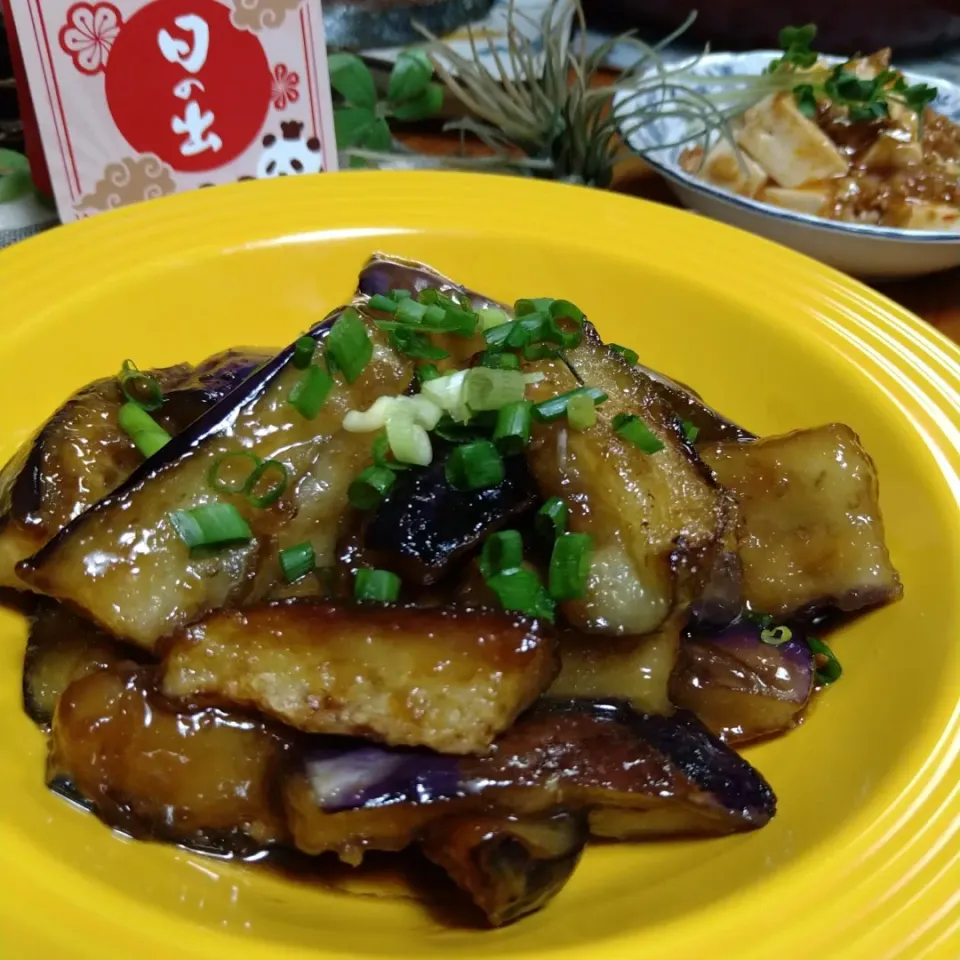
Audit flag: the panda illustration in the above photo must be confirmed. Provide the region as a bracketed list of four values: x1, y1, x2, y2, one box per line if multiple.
[257, 121, 324, 178]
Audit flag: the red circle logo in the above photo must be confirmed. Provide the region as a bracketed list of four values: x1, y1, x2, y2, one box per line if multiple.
[104, 0, 271, 172]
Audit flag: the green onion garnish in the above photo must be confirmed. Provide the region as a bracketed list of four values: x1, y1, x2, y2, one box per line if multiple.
[522, 344, 559, 362]
[371, 433, 409, 471]
[536, 497, 568, 542]
[118, 401, 172, 458]
[493, 400, 533, 456]
[566, 393, 596, 431]
[478, 307, 510, 331]
[548, 532, 593, 601]
[514, 298, 554, 317]
[681, 420, 700, 444]
[533, 386, 607, 423]
[542, 300, 585, 349]
[611, 344, 639, 366]
[292, 337, 317, 369]
[327, 308, 373, 384]
[417, 363, 441, 382]
[245, 459, 288, 508]
[391, 288, 412, 300]
[170, 502, 252, 548]
[445, 440, 505, 491]
[808, 636, 843, 685]
[463, 367, 527, 413]
[760, 625, 793, 645]
[288, 364, 334, 420]
[395, 297, 429, 324]
[486, 568, 555, 621]
[389, 328, 449, 360]
[354, 568, 401, 603]
[349, 465, 396, 510]
[612, 414, 665, 454]
[480, 529, 524, 579]
[480, 351, 521, 370]
[280, 541, 316, 583]
[208, 451, 261, 494]
[368, 294, 398, 314]
[484, 316, 544, 350]
[118, 359, 164, 411]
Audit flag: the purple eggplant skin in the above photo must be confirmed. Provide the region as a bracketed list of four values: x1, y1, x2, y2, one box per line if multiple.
[283, 699, 776, 863]
[363, 443, 539, 585]
[669, 621, 816, 745]
[420, 811, 588, 927]
[0, 348, 271, 591]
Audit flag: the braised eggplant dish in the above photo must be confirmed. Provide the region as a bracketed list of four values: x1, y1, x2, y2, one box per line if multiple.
[1, 253, 902, 927]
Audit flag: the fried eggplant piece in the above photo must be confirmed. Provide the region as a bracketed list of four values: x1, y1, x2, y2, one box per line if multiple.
[420, 812, 588, 927]
[0, 349, 269, 590]
[363, 444, 538, 585]
[669, 622, 815, 744]
[547, 625, 679, 715]
[19, 313, 412, 648]
[49, 664, 289, 848]
[161, 602, 556, 754]
[284, 700, 776, 862]
[699, 425, 902, 617]
[22, 601, 135, 726]
[523, 335, 727, 635]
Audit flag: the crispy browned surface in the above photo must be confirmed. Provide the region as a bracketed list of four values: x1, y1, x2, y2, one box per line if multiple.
[162, 602, 557, 754]
[49, 665, 289, 848]
[20, 319, 412, 648]
[699, 424, 901, 617]
[22, 602, 133, 726]
[522, 336, 726, 635]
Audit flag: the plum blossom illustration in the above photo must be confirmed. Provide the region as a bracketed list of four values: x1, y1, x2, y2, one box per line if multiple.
[271, 63, 300, 111]
[59, 2, 123, 75]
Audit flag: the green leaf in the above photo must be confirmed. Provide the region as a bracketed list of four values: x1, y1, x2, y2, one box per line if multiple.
[0, 170, 33, 203]
[360, 116, 393, 152]
[793, 83, 818, 119]
[389, 82, 444, 121]
[388, 49, 433, 104]
[0, 149, 30, 177]
[328, 52, 377, 109]
[778, 23, 816, 52]
[334, 105, 376, 147]
[903, 82, 938, 113]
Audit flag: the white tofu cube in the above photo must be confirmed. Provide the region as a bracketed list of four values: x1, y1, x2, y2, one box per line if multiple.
[737, 93, 849, 188]
[905, 202, 960, 231]
[759, 185, 830, 216]
[695, 137, 768, 197]
[861, 132, 923, 170]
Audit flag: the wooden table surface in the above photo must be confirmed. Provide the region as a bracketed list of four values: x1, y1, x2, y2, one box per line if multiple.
[399, 122, 960, 347]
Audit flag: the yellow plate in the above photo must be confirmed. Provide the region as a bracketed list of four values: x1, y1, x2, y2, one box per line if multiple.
[0, 172, 957, 960]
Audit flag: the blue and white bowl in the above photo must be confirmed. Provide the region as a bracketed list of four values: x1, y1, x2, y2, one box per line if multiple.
[613, 51, 960, 278]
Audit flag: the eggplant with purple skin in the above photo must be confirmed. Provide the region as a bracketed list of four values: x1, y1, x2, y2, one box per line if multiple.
[0, 349, 271, 591]
[49, 664, 291, 850]
[420, 811, 588, 927]
[699, 424, 902, 618]
[18, 312, 413, 648]
[283, 699, 776, 864]
[161, 602, 557, 754]
[668, 621, 816, 744]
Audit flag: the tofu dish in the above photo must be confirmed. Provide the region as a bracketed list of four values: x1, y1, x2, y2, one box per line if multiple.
[680, 40, 960, 230]
[1, 254, 902, 927]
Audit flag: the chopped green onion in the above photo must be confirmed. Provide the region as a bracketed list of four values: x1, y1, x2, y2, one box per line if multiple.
[611, 344, 639, 366]
[280, 541, 315, 583]
[368, 294, 398, 314]
[480, 350, 521, 370]
[485, 316, 544, 350]
[170, 502, 252, 548]
[372, 432, 410, 471]
[566, 393, 596, 431]
[389, 328, 449, 360]
[327, 308, 373, 384]
[289, 364, 334, 420]
[681, 420, 700, 444]
[292, 336, 317, 369]
[445, 440, 504, 491]
[208, 451, 261, 494]
[348, 465, 396, 510]
[245, 459, 288, 507]
[433, 415, 493, 444]
[536, 497, 568, 541]
[493, 400, 533, 456]
[808, 636, 843, 685]
[533, 386, 607, 423]
[480, 529, 524, 579]
[478, 307, 510, 331]
[386, 409, 432, 466]
[396, 297, 428, 324]
[118, 401, 172, 458]
[514, 298, 554, 317]
[486, 568, 555, 621]
[391, 288, 412, 300]
[548, 532, 593, 601]
[464, 367, 527, 413]
[355, 568, 401, 603]
[118, 360, 164, 411]
[417, 363, 441, 382]
[612, 414, 665, 454]
[760, 625, 793, 646]
[522, 344, 559, 362]
[542, 300, 585, 349]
